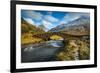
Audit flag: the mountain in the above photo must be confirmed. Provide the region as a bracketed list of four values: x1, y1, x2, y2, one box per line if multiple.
[38, 24, 48, 32]
[21, 18, 45, 34]
[49, 16, 90, 35]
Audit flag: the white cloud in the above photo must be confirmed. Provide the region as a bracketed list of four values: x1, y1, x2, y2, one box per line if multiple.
[42, 20, 55, 31]
[60, 12, 90, 24]
[60, 20, 68, 24]
[64, 12, 90, 21]
[22, 10, 43, 21]
[36, 22, 41, 26]
[42, 20, 52, 28]
[44, 15, 59, 23]
[23, 17, 35, 25]
[32, 11, 43, 20]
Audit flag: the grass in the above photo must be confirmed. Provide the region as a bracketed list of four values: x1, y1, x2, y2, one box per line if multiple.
[21, 32, 90, 61]
[57, 38, 90, 61]
[21, 33, 44, 45]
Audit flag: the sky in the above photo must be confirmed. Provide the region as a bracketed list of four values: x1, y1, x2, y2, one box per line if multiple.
[21, 10, 90, 31]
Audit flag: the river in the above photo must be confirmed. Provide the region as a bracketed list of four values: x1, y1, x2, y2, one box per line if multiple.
[21, 40, 64, 63]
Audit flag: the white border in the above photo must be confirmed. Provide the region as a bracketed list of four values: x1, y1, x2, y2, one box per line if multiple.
[16, 5, 94, 69]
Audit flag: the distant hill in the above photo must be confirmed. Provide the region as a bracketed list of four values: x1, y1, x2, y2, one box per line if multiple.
[49, 16, 90, 35]
[38, 24, 48, 32]
[21, 18, 45, 34]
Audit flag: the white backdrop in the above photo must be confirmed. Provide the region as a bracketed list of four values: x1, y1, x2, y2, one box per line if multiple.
[0, 0, 99, 73]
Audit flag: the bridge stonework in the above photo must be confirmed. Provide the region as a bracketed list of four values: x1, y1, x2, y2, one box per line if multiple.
[32, 32, 88, 41]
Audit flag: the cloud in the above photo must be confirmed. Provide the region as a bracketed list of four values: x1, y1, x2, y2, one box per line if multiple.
[44, 15, 59, 23]
[64, 13, 89, 19]
[60, 12, 90, 24]
[23, 17, 35, 25]
[42, 20, 53, 28]
[22, 10, 43, 21]
[42, 20, 55, 31]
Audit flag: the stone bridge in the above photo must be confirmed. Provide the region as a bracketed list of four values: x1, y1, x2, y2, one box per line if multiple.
[32, 32, 88, 41]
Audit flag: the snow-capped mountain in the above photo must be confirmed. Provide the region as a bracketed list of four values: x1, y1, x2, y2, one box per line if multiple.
[49, 16, 90, 35]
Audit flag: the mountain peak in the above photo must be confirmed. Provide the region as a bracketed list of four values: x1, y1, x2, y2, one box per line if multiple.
[49, 15, 90, 35]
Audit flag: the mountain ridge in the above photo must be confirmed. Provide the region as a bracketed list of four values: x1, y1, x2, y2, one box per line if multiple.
[21, 17, 45, 34]
[49, 16, 90, 35]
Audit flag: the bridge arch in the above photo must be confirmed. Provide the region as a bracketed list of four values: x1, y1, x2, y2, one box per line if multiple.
[50, 35, 64, 40]
[32, 32, 84, 41]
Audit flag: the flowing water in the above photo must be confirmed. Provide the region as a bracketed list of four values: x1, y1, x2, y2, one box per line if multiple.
[21, 40, 64, 62]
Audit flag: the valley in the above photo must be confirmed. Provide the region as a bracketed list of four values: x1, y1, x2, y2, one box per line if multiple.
[21, 15, 90, 62]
